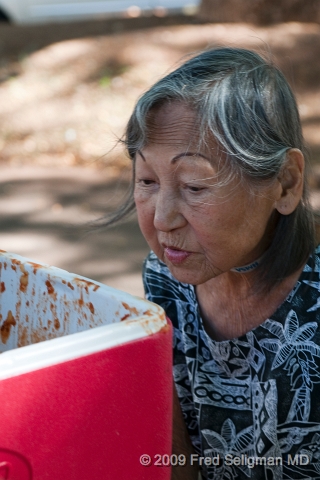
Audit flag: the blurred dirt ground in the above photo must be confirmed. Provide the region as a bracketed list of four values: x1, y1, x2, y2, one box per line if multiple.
[1, 15, 320, 297]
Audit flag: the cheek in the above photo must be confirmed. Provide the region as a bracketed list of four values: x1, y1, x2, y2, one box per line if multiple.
[191, 203, 250, 251]
[192, 205, 232, 238]
[135, 199, 156, 241]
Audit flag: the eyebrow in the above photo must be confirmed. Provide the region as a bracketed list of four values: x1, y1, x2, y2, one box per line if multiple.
[171, 152, 211, 164]
[136, 150, 211, 163]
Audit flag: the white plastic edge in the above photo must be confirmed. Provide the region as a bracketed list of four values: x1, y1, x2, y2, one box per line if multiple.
[0, 313, 167, 381]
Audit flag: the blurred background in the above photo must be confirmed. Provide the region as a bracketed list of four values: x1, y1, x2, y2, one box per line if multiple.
[0, 0, 320, 297]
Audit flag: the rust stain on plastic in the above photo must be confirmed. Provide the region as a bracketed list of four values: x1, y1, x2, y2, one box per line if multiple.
[29, 262, 43, 274]
[125, 316, 155, 335]
[122, 302, 139, 316]
[46, 280, 54, 295]
[64, 312, 70, 330]
[16, 300, 21, 318]
[46, 280, 57, 300]
[50, 303, 61, 332]
[1, 310, 16, 344]
[158, 323, 171, 334]
[0, 282, 5, 293]
[31, 331, 48, 345]
[18, 325, 29, 348]
[132, 315, 169, 336]
[74, 277, 99, 293]
[62, 279, 74, 290]
[19, 264, 29, 293]
[121, 313, 130, 321]
[12, 258, 21, 272]
[124, 303, 167, 335]
[87, 302, 95, 314]
[29, 262, 42, 269]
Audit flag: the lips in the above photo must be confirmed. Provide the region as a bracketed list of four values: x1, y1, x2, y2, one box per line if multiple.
[164, 246, 192, 264]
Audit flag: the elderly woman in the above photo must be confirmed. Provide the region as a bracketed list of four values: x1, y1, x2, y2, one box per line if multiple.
[111, 48, 320, 479]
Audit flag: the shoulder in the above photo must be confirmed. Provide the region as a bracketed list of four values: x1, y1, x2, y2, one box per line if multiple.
[300, 244, 320, 298]
[312, 243, 320, 270]
[299, 244, 320, 316]
[265, 245, 320, 341]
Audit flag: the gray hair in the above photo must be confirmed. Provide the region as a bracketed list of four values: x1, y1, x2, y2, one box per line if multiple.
[104, 47, 317, 291]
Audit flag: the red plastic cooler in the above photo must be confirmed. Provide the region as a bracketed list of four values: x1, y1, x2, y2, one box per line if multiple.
[0, 251, 172, 480]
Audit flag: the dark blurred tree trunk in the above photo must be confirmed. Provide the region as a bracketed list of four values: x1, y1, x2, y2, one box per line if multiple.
[198, 0, 320, 24]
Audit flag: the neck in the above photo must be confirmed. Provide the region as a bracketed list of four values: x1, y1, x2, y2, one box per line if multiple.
[196, 264, 306, 342]
[230, 254, 264, 274]
[210, 269, 260, 299]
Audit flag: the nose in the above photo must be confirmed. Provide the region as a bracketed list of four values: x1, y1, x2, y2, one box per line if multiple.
[153, 189, 186, 232]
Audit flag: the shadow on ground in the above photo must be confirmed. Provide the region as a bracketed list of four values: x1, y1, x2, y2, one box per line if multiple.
[0, 166, 149, 296]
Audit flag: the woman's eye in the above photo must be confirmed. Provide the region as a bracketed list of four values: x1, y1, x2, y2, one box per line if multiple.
[138, 179, 155, 186]
[187, 185, 205, 193]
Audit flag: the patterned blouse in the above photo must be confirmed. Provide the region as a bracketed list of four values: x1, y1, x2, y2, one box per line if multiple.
[143, 246, 320, 479]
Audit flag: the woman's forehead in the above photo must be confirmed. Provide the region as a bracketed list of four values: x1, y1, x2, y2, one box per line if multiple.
[145, 102, 201, 147]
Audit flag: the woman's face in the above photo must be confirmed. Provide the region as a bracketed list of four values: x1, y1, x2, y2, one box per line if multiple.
[134, 102, 280, 285]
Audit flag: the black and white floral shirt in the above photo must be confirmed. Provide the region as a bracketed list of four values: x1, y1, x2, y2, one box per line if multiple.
[143, 246, 320, 479]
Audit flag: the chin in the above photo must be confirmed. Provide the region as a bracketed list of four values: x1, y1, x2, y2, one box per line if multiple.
[165, 263, 203, 285]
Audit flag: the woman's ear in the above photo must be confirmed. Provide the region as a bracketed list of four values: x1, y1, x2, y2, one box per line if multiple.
[275, 148, 304, 215]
